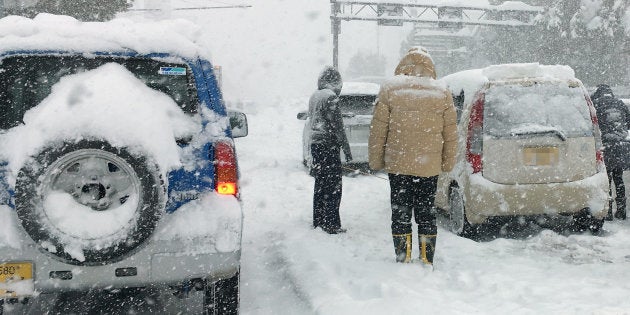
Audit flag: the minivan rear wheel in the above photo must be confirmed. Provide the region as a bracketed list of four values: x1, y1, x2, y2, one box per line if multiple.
[448, 185, 477, 238]
[572, 208, 604, 235]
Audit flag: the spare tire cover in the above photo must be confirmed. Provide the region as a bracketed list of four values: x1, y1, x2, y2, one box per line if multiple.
[15, 139, 164, 265]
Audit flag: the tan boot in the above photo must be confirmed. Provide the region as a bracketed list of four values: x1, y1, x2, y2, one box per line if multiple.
[392, 233, 412, 263]
[419, 234, 437, 265]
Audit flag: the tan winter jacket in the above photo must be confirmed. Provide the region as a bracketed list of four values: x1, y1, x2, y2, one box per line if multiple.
[368, 48, 457, 177]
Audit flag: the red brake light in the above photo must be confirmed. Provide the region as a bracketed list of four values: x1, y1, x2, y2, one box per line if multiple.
[466, 92, 484, 174]
[214, 141, 238, 195]
[585, 94, 606, 172]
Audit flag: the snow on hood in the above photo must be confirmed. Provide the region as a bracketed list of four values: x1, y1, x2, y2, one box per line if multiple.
[0, 63, 200, 182]
[341, 82, 380, 95]
[0, 13, 210, 60]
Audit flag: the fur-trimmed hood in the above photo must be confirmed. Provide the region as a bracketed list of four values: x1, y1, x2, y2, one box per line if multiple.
[394, 47, 437, 79]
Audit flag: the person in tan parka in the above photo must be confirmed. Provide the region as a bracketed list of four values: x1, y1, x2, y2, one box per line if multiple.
[368, 47, 457, 265]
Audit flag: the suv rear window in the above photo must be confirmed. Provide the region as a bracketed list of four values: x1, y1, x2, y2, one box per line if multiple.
[0, 55, 198, 130]
[339, 95, 376, 115]
[484, 82, 592, 138]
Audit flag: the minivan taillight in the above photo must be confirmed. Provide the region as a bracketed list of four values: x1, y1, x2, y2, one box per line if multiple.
[585, 94, 606, 172]
[214, 141, 238, 195]
[466, 92, 485, 174]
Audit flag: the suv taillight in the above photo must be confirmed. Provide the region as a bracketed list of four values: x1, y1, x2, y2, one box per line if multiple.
[585, 94, 606, 172]
[214, 141, 238, 195]
[466, 92, 485, 174]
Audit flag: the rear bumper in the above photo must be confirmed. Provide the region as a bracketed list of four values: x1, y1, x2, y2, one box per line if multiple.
[1, 239, 240, 294]
[0, 193, 242, 296]
[464, 172, 609, 224]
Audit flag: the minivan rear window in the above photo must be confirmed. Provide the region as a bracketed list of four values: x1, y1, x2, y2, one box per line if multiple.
[484, 82, 592, 138]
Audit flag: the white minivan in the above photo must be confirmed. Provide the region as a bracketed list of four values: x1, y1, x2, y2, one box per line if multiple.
[434, 63, 609, 237]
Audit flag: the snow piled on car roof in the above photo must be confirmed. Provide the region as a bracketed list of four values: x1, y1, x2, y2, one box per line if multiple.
[442, 63, 578, 99]
[0, 13, 210, 59]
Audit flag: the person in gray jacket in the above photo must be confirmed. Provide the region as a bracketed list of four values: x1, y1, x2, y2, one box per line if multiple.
[308, 66, 352, 234]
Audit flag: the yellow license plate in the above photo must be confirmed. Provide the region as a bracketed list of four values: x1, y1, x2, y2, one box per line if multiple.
[523, 147, 559, 166]
[0, 262, 33, 283]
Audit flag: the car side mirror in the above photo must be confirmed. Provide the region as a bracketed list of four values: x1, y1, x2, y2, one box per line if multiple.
[297, 112, 308, 120]
[228, 110, 248, 138]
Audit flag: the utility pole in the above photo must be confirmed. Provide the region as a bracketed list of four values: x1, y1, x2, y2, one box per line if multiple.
[331, 1, 341, 70]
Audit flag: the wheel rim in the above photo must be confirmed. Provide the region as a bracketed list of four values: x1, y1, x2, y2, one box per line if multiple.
[449, 187, 465, 234]
[40, 149, 141, 240]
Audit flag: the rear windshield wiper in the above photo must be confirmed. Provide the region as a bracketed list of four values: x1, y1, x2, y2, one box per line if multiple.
[510, 129, 567, 141]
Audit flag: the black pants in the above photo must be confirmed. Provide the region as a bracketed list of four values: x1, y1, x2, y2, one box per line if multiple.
[608, 167, 626, 215]
[312, 142, 342, 229]
[389, 174, 438, 235]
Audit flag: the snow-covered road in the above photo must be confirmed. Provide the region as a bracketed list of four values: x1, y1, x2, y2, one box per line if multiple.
[236, 98, 630, 315]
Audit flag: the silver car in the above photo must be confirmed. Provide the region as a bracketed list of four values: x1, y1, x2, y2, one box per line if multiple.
[297, 82, 380, 173]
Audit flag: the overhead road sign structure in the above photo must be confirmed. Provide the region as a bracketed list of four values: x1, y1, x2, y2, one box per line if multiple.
[329, 0, 543, 68]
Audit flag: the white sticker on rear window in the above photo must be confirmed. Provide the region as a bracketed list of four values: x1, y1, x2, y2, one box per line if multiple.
[158, 67, 186, 75]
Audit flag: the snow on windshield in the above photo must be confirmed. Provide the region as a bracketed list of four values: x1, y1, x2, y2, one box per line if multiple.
[0, 62, 200, 184]
[484, 82, 592, 137]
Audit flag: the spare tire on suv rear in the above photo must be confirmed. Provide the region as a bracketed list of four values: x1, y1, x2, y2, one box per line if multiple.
[15, 139, 164, 265]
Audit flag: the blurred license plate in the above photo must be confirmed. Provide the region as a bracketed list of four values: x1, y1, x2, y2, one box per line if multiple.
[523, 147, 559, 166]
[0, 262, 33, 283]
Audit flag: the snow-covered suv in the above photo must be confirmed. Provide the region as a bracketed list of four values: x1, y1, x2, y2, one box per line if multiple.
[0, 14, 246, 314]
